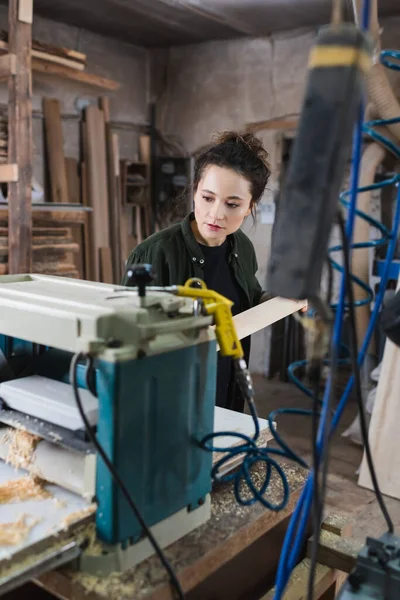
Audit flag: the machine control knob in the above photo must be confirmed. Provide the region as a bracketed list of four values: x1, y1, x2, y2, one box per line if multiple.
[126, 264, 154, 298]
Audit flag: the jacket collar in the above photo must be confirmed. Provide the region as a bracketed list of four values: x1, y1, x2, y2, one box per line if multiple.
[181, 212, 239, 259]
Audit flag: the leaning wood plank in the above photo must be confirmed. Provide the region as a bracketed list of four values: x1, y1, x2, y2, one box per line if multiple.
[99, 247, 113, 284]
[32, 59, 120, 91]
[8, 0, 32, 274]
[216, 298, 307, 350]
[65, 157, 80, 203]
[358, 275, 400, 499]
[100, 97, 121, 282]
[85, 105, 110, 281]
[0, 163, 18, 182]
[43, 98, 69, 203]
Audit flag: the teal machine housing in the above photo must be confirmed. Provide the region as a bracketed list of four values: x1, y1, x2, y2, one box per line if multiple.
[95, 342, 216, 544]
[0, 274, 217, 549]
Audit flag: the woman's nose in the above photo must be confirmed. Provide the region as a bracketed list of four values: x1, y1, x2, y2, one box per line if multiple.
[209, 201, 224, 221]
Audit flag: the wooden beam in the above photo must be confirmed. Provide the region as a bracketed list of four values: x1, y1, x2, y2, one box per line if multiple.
[32, 59, 120, 91]
[8, 0, 33, 274]
[0, 164, 18, 182]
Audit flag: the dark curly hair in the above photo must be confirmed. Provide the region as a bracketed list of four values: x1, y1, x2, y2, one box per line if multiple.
[193, 131, 271, 215]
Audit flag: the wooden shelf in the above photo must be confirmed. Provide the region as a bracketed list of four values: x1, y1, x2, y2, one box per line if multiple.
[32, 59, 120, 91]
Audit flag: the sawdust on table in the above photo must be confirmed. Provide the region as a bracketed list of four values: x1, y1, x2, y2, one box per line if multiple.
[0, 514, 41, 546]
[0, 476, 51, 504]
[71, 570, 140, 599]
[60, 503, 97, 530]
[3, 429, 41, 471]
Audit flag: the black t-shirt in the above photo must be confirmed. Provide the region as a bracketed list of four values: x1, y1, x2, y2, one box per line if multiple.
[199, 240, 245, 408]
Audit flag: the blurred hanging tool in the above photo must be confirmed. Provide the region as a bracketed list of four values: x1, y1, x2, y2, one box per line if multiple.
[268, 2, 373, 307]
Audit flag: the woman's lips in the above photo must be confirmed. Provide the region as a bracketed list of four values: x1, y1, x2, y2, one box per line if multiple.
[206, 224, 223, 232]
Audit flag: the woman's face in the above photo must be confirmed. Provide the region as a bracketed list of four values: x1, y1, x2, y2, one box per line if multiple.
[193, 165, 252, 246]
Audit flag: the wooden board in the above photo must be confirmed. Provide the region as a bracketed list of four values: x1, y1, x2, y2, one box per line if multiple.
[99, 246, 113, 284]
[7, 0, 32, 274]
[100, 97, 121, 283]
[65, 157, 80, 203]
[43, 98, 68, 203]
[358, 277, 400, 499]
[32, 59, 119, 91]
[214, 298, 307, 352]
[85, 105, 110, 281]
[232, 298, 307, 341]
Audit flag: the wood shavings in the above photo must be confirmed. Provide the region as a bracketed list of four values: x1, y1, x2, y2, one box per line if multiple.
[60, 503, 97, 530]
[71, 571, 139, 598]
[5, 429, 41, 470]
[0, 476, 51, 504]
[0, 514, 40, 546]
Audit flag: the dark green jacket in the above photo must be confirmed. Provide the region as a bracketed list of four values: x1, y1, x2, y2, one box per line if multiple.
[122, 213, 264, 311]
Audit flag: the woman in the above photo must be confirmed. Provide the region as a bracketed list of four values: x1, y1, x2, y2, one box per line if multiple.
[122, 131, 273, 412]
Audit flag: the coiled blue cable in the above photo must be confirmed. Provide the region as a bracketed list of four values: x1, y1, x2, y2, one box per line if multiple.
[274, 5, 400, 597]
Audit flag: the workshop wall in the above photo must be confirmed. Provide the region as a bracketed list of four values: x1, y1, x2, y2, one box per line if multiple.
[0, 5, 150, 188]
[155, 16, 400, 373]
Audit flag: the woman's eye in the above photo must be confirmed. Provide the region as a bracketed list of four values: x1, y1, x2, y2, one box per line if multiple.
[203, 196, 213, 202]
[227, 203, 239, 209]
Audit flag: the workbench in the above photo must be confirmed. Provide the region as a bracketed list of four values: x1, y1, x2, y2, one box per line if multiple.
[33, 462, 307, 600]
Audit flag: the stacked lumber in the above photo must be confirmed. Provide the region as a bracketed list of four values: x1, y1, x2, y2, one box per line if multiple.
[83, 97, 123, 284]
[0, 224, 79, 278]
[0, 30, 86, 72]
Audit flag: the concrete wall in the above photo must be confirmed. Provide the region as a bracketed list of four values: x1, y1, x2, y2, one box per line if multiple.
[155, 16, 400, 373]
[0, 5, 150, 190]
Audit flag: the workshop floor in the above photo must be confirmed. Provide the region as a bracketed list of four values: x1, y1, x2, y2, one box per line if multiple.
[252, 374, 400, 542]
[7, 376, 400, 600]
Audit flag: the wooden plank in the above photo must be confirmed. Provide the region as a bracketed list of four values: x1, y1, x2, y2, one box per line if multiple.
[18, 0, 33, 24]
[100, 96, 120, 282]
[321, 514, 353, 538]
[85, 105, 110, 281]
[0, 163, 18, 182]
[65, 157, 80, 203]
[358, 278, 400, 499]
[32, 49, 85, 71]
[99, 247, 113, 284]
[0, 37, 86, 65]
[306, 530, 362, 574]
[43, 98, 69, 203]
[32, 59, 120, 91]
[8, 0, 32, 274]
[214, 298, 307, 351]
[246, 117, 299, 133]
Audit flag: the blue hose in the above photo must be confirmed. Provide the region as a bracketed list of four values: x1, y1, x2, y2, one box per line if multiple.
[274, 9, 400, 600]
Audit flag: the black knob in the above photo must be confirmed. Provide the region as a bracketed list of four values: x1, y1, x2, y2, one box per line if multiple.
[126, 264, 154, 298]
